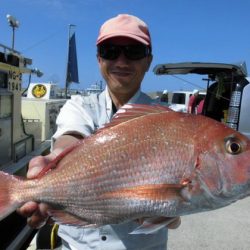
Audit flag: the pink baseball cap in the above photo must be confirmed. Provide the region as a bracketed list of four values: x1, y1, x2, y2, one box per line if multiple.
[96, 14, 151, 46]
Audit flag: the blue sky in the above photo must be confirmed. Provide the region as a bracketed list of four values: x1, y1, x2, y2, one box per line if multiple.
[1, 0, 250, 92]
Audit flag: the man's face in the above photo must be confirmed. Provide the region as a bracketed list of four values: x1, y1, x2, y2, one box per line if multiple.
[97, 37, 152, 96]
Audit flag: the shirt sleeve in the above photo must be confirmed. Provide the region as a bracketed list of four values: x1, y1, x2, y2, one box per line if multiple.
[52, 95, 96, 144]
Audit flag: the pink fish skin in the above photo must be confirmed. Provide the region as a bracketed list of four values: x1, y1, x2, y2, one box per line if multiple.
[0, 104, 250, 230]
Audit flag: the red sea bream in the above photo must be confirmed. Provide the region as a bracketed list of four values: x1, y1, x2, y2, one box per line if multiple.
[0, 104, 250, 233]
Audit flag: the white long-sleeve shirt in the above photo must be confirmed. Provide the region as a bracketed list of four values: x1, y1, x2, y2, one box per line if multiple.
[52, 88, 168, 250]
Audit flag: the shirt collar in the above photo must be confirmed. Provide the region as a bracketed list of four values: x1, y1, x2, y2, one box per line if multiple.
[105, 87, 142, 105]
[127, 89, 141, 104]
[104, 87, 142, 117]
[105, 86, 112, 111]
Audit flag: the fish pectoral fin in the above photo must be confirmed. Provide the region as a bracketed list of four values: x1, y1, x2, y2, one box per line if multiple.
[48, 209, 94, 227]
[130, 217, 177, 235]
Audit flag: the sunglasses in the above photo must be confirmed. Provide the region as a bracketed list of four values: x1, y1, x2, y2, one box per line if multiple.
[98, 44, 151, 60]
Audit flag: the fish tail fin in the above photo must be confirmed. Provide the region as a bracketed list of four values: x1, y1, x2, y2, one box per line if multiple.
[0, 171, 22, 220]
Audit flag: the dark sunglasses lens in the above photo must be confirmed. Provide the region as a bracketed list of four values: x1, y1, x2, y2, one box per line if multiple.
[124, 45, 149, 60]
[98, 44, 150, 60]
[99, 45, 120, 60]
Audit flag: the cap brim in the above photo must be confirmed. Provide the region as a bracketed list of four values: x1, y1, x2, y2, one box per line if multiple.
[96, 33, 150, 46]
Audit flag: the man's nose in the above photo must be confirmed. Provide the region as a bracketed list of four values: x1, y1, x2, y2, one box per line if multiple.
[115, 51, 129, 63]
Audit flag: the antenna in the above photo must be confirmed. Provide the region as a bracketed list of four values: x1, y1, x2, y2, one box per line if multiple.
[6, 14, 20, 50]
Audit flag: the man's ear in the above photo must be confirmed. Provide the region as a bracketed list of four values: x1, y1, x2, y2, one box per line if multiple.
[97, 55, 102, 69]
[145, 54, 153, 72]
[97, 54, 101, 63]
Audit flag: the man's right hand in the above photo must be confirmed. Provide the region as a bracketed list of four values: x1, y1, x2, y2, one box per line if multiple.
[17, 134, 82, 228]
[17, 151, 61, 228]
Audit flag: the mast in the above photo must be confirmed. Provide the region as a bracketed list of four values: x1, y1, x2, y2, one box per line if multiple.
[65, 24, 79, 98]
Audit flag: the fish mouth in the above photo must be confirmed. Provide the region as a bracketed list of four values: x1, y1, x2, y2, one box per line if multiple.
[193, 158, 236, 208]
[196, 173, 230, 208]
[196, 165, 250, 208]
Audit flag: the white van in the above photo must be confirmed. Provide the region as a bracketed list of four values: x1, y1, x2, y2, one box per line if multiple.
[154, 61, 250, 138]
[169, 90, 206, 113]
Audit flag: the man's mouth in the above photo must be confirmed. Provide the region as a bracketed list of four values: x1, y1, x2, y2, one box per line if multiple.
[111, 71, 132, 77]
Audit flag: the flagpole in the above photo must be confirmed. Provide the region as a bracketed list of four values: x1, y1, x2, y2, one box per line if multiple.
[65, 24, 70, 98]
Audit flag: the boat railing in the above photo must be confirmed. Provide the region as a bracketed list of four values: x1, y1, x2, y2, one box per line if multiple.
[0, 140, 51, 249]
[0, 42, 20, 55]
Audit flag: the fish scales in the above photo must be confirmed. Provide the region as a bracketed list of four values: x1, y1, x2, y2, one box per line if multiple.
[24, 115, 198, 216]
[12, 112, 193, 220]
[1, 104, 250, 229]
[1, 112, 229, 213]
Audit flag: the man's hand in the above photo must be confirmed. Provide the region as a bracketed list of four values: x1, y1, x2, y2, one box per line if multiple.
[17, 134, 82, 228]
[167, 216, 181, 229]
[17, 153, 59, 228]
[136, 216, 181, 233]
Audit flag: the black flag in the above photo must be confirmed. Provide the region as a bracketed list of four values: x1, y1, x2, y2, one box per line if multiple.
[66, 25, 79, 88]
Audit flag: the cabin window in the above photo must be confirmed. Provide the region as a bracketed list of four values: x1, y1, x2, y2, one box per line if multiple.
[0, 95, 12, 118]
[0, 72, 8, 89]
[172, 93, 186, 104]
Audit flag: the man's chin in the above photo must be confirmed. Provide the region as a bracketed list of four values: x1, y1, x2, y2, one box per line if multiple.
[110, 78, 131, 88]
[112, 75, 132, 83]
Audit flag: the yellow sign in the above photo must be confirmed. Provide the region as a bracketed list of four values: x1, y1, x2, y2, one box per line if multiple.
[32, 84, 47, 98]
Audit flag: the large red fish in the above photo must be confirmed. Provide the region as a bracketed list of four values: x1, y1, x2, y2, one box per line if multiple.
[0, 104, 250, 233]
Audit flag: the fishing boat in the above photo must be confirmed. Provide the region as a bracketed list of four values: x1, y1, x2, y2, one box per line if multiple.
[0, 41, 54, 250]
[83, 81, 104, 95]
[0, 16, 81, 249]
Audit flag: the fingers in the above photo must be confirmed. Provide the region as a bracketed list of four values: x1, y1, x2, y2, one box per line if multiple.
[27, 156, 48, 178]
[135, 218, 145, 224]
[17, 202, 48, 229]
[167, 216, 181, 229]
[27, 151, 60, 179]
[17, 153, 59, 228]
[28, 203, 50, 228]
[17, 201, 38, 217]
[27, 212, 48, 229]
[20, 203, 50, 229]
[135, 216, 181, 230]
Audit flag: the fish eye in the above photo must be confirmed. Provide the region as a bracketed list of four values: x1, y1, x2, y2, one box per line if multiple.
[225, 138, 242, 155]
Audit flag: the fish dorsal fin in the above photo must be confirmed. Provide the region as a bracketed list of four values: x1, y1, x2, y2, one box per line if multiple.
[35, 140, 83, 179]
[97, 104, 172, 133]
[114, 104, 172, 121]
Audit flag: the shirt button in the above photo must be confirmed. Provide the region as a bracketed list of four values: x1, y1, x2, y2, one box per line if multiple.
[101, 236, 107, 241]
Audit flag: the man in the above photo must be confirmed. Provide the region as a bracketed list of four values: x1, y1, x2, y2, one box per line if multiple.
[160, 89, 169, 103]
[197, 97, 205, 114]
[18, 14, 180, 249]
[188, 89, 199, 114]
